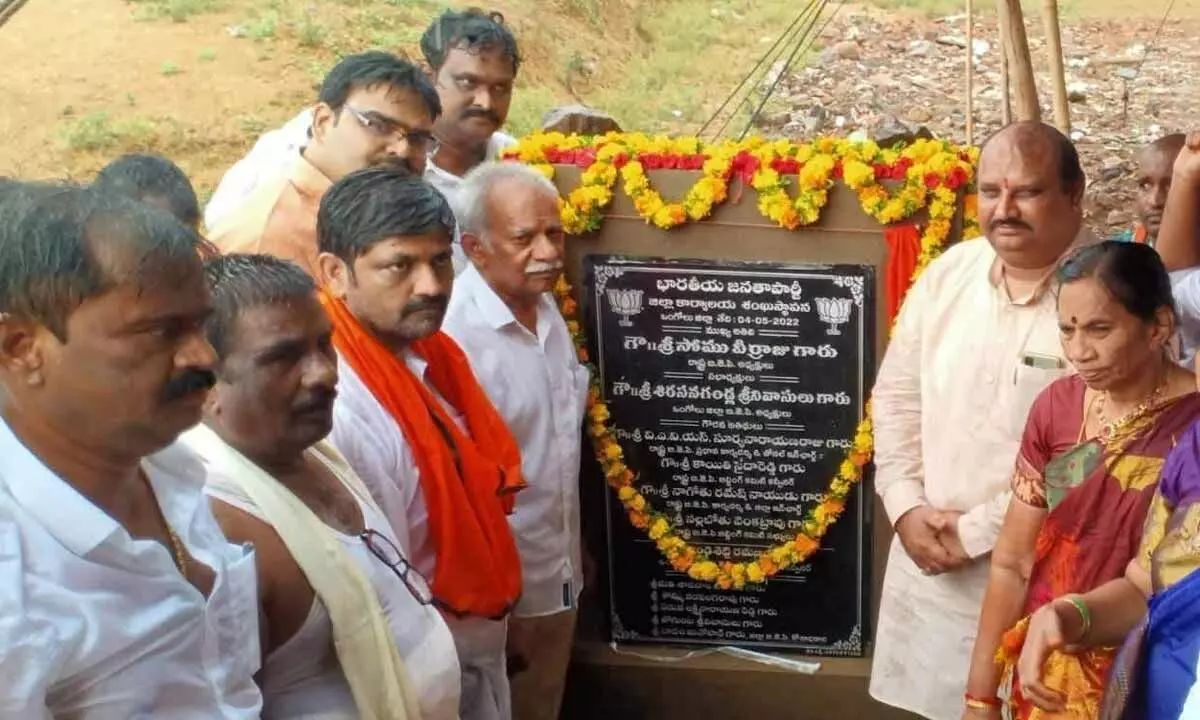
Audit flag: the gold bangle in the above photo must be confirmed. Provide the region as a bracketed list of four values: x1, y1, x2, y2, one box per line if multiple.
[964, 695, 1002, 710]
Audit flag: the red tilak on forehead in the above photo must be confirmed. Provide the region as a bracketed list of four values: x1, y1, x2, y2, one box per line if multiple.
[1003, 178, 1011, 190]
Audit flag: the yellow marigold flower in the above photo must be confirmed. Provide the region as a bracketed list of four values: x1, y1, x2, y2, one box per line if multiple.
[746, 562, 766, 583]
[591, 402, 611, 423]
[751, 168, 782, 190]
[842, 160, 874, 189]
[630, 493, 646, 512]
[618, 485, 636, 502]
[688, 561, 721, 582]
[603, 442, 623, 461]
[649, 518, 670, 540]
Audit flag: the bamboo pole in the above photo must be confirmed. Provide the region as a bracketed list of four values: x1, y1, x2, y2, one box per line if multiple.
[1000, 39, 1012, 125]
[995, 0, 1041, 122]
[1040, 0, 1070, 132]
[965, 0, 975, 144]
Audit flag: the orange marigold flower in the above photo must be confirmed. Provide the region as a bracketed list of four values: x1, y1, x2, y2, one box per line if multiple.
[794, 535, 819, 558]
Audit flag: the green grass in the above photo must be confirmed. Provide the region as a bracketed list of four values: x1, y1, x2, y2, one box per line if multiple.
[58, 112, 160, 152]
[583, 0, 807, 135]
[127, 0, 223, 22]
[244, 11, 279, 39]
[161, 61, 183, 76]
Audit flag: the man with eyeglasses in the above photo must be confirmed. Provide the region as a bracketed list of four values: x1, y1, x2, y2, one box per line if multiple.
[205, 9, 520, 275]
[316, 168, 524, 720]
[182, 252, 462, 719]
[206, 51, 441, 277]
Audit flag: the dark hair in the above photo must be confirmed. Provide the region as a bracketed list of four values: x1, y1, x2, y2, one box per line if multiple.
[93, 153, 201, 228]
[0, 185, 204, 341]
[203, 253, 317, 360]
[982, 121, 1085, 194]
[318, 51, 441, 119]
[317, 167, 455, 263]
[1055, 240, 1176, 322]
[421, 8, 521, 74]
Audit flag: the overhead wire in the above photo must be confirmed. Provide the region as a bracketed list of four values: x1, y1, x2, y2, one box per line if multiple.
[709, 1, 828, 141]
[738, 0, 843, 141]
[696, 0, 822, 140]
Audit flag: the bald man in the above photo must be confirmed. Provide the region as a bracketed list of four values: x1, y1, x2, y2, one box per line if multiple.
[869, 122, 1098, 720]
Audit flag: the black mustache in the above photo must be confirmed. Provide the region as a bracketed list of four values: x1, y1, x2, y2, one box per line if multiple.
[163, 368, 216, 402]
[462, 108, 501, 124]
[293, 390, 336, 414]
[402, 296, 448, 316]
[374, 155, 418, 175]
[990, 219, 1033, 232]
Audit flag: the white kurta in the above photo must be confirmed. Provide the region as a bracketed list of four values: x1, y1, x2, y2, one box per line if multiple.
[868, 235, 1089, 720]
[0, 419, 263, 718]
[202, 106, 515, 275]
[442, 266, 590, 618]
[331, 353, 511, 720]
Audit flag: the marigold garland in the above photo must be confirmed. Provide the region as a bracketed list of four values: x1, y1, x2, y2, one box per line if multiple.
[511, 132, 979, 589]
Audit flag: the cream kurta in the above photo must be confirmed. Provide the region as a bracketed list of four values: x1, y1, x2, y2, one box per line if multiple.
[868, 235, 1090, 720]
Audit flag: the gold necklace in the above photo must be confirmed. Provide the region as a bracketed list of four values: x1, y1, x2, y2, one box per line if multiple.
[1095, 380, 1167, 441]
[140, 472, 189, 577]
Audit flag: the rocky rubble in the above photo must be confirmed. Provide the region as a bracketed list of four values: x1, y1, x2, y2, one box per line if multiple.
[755, 5, 1200, 235]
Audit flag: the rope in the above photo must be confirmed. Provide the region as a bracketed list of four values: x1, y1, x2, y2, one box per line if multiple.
[0, 0, 30, 30]
[1120, 0, 1178, 124]
[696, 0, 820, 139]
[739, 0, 839, 141]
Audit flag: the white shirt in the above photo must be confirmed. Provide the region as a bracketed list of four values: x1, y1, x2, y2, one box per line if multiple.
[442, 266, 589, 617]
[330, 352, 512, 720]
[1171, 267, 1200, 368]
[202, 106, 516, 274]
[0, 418, 262, 719]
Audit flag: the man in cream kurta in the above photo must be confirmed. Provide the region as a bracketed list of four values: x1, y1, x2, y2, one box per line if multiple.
[204, 9, 523, 275]
[869, 122, 1097, 720]
[207, 52, 439, 277]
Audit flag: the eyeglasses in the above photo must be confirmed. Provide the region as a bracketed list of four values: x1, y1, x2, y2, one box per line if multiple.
[360, 528, 434, 606]
[344, 106, 440, 156]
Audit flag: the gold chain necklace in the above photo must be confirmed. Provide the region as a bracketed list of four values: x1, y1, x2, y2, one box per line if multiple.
[140, 472, 189, 577]
[1095, 381, 1167, 441]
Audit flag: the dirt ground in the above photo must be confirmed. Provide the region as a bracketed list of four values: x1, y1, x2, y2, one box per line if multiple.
[0, 0, 320, 192]
[1, 0, 1199, 199]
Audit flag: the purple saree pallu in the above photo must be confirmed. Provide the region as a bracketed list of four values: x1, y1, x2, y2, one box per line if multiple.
[1107, 569, 1200, 719]
[1104, 422, 1200, 720]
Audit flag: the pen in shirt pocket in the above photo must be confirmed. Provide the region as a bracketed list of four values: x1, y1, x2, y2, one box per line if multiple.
[1013, 352, 1065, 384]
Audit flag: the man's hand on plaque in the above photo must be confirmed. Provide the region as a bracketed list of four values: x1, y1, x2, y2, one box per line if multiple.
[894, 506, 955, 575]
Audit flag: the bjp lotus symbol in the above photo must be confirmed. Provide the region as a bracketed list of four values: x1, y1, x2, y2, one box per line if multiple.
[607, 288, 645, 327]
[815, 296, 853, 335]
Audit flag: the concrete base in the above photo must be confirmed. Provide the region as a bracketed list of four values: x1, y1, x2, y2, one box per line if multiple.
[561, 642, 922, 720]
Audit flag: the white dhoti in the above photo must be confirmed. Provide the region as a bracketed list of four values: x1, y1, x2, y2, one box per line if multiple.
[869, 537, 992, 720]
[445, 614, 511, 720]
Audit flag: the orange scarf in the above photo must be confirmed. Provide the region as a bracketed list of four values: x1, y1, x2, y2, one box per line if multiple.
[320, 289, 524, 618]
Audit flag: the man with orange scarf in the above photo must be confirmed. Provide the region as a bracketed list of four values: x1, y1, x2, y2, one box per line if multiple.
[315, 167, 524, 720]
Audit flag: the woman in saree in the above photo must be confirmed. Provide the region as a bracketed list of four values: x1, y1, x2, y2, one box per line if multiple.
[1016, 410, 1200, 720]
[961, 240, 1200, 720]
